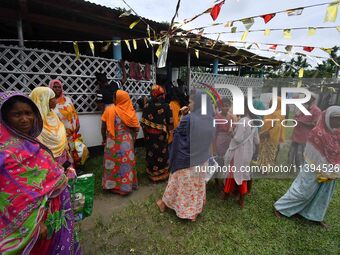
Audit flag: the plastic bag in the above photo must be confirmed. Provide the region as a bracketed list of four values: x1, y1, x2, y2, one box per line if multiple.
[70, 173, 94, 222]
[205, 156, 219, 183]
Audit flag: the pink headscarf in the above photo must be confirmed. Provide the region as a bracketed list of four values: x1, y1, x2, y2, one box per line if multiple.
[49, 79, 63, 96]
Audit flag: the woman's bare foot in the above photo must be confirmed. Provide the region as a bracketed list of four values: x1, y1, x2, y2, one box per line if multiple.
[156, 199, 166, 213]
[220, 191, 229, 200]
[274, 210, 283, 218]
[238, 196, 245, 209]
[319, 221, 330, 229]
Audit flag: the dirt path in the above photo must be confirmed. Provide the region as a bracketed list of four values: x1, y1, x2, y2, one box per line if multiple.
[80, 183, 164, 231]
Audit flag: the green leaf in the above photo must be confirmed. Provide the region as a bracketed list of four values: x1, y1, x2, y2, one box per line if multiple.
[19, 165, 48, 188]
[0, 192, 11, 214]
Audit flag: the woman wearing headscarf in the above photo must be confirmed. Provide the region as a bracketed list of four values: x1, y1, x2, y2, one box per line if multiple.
[101, 90, 140, 195]
[0, 91, 81, 255]
[156, 89, 215, 221]
[30, 87, 72, 168]
[274, 106, 340, 228]
[49, 79, 86, 167]
[221, 100, 260, 208]
[139, 85, 174, 182]
[257, 97, 286, 166]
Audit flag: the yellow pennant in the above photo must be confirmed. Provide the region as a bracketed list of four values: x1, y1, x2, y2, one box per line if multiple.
[73, 41, 80, 60]
[308, 27, 316, 36]
[133, 39, 137, 50]
[88, 41, 95, 56]
[224, 21, 233, 27]
[321, 48, 332, 54]
[129, 19, 141, 29]
[241, 30, 249, 41]
[324, 1, 339, 22]
[125, 40, 131, 52]
[298, 68, 304, 78]
[101, 41, 111, 52]
[155, 44, 163, 58]
[337, 26, 340, 32]
[283, 29, 292, 39]
[264, 29, 271, 36]
[144, 38, 149, 48]
[195, 49, 199, 59]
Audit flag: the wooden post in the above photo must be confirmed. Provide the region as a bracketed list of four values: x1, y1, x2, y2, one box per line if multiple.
[17, 18, 24, 47]
[187, 50, 191, 88]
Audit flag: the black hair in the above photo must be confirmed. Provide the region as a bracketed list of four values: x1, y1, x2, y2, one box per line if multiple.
[1, 96, 34, 123]
[95, 72, 108, 83]
[222, 97, 231, 107]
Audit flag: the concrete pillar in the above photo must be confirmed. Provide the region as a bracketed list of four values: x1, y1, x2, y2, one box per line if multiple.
[113, 36, 122, 60]
[213, 58, 219, 74]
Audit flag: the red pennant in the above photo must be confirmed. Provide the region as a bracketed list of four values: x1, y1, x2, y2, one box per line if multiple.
[261, 13, 276, 24]
[303, 46, 314, 52]
[210, 1, 225, 21]
[269, 44, 278, 50]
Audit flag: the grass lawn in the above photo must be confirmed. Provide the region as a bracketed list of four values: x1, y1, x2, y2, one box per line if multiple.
[79, 131, 339, 255]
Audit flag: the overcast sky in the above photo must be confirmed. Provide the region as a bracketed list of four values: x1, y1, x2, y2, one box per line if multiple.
[87, 0, 340, 66]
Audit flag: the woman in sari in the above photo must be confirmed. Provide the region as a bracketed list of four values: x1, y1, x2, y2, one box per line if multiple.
[139, 85, 174, 182]
[257, 97, 285, 167]
[49, 80, 85, 167]
[214, 98, 235, 167]
[0, 91, 81, 255]
[29, 87, 72, 168]
[274, 106, 340, 228]
[101, 90, 140, 195]
[156, 89, 215, 221]
[221, 101, 260, 208]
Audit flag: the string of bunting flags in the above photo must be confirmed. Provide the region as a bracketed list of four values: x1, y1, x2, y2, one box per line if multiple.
[171, 0, 339, 44]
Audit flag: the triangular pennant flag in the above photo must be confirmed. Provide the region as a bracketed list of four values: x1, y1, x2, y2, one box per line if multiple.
[264, 29, 271, 36]
[303, 46, 314, 52]
[125, 40, 131, 52]
[133, 39, 137, 50]
[144, 38, 149, 48]
[73, 41, 80, 60]
[285, 45, 293, 52]
[195, 49, 199, 59]
[155, 44, 163, 58]
[185, 38, 190, 48]
[231, 27, 237, 33]
[101, 41, 111, 53]
[324, 1, 339, 22]
[210, 33, 220, 49]
[88, 41, 95, 56]
[337, 26, 340, 32]
[241, 17, 255, 30]
[287, 8, 304, 16]
[283, 29, 292, 39]
[210, 1, 225, 21]
[157, 37, 170, 68]
[147, 25, 151, 38]
[224, 21, 233, 27]
[241, 30, 249, 41]
[129, 19, 141, 29]
[321, 48, 332, 54]
[298, 68, 304, 78]
[308, 27, 317, 36]
[119, 10, 132, 18]
[269, 44, 278, 50]
[261, 13, 276, 24]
